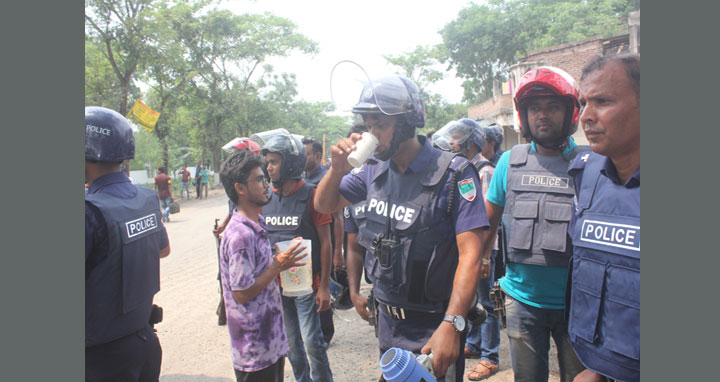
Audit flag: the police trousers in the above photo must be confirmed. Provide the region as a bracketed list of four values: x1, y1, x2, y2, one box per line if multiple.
[85, 324, 162, 382]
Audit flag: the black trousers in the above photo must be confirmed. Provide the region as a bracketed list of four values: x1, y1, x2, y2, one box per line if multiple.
[234, 357, 285, 382]
[86, 325, 162, 382]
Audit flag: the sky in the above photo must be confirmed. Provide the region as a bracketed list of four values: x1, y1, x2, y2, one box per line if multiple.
[221, 0, 480, 105]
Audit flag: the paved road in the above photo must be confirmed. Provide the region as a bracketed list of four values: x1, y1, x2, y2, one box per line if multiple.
[154, 188, 562, 382]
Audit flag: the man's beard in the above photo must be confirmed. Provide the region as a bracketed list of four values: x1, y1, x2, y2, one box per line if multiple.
[249, 192, 270, 207]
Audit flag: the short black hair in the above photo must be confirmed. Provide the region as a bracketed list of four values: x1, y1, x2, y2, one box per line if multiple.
[581, 53, 640, 100]
[220, 151, 265, 205]
[347, 123, 368, 138]
[302, 137, 323, 155]
[158, 166, 166, 174]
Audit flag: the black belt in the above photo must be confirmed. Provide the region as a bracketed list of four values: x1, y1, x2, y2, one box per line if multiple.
[377, 302, 443, 320]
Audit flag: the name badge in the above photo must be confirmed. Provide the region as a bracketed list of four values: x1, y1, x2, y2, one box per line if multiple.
[580, 219, 640, 251]
[521, 174, 569, 188]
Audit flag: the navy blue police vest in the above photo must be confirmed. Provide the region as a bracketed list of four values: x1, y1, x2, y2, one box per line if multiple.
[568, 152, 640, 382]
[356, 150, 465, 313]
[263, 183, 321, 276]
[85, 186, 164, 347]
[502, 144, 586, 267]
[345, 200, 372, 283]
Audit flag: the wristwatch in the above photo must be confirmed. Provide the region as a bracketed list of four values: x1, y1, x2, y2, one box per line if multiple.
[482, 257, 491, 265]
[442, 314, 466, 332]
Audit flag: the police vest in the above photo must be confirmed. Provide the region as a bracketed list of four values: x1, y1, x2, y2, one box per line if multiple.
[85, 186, 164, 347]
[357, 150, 464, 313]
[502, 144, 586, 268]
[568, 152, 640, 382]
[263, 183, 321, 276]
[345, 201, 372, 283]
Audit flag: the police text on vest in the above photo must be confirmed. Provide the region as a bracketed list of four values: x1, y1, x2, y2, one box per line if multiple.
[125, 214, 158, 238]
[580, 220, 640, 251]
[265, 215, 300, 226]
[366, 198, 416, 224]
[521, 175, 569, 188]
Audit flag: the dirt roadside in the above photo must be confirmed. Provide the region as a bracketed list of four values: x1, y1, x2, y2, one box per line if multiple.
[154, 189, 562, 382]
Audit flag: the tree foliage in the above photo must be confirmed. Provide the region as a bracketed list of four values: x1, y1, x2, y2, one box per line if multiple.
[441, 0, 637, 103]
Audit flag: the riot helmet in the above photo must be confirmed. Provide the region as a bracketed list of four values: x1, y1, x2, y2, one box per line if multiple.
[85, 106, 135, 162]
[514, 66, 580, 145]
[432, 119, 486, 154]
[352, 76, 425, 161]
[257, 129, 306, 182]
[329, 269, 353, 310]
[483, 124, 504, 151]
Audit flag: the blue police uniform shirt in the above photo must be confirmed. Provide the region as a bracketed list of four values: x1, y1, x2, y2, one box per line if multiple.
[86, 172, 169, 272]
[486, 138, 577, 309]
[339, 136, 488, 241]
[304, 165, 328, 186]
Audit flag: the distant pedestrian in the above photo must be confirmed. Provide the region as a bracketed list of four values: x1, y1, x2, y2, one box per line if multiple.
[154, 166, 173, 223]
[195, 161, 203, 199]
[199, 165, 210, 199]
[177, 165, 191, 200]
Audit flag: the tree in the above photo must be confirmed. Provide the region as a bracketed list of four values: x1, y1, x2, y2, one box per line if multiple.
[182, 9, 318, 170]
[441, 0, 637, 103]
[85, 0, 161, 114]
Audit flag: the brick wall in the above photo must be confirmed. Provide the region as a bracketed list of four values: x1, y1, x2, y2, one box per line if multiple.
[520, 36, 606, 83]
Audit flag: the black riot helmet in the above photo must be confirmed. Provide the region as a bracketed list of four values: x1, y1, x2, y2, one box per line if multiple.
[85, 106, 135, 162]
[352, 76, 425, 161]
[483, 124, 504, 151]
[256, 129, 307, 181]
[329, 269, 353, 310]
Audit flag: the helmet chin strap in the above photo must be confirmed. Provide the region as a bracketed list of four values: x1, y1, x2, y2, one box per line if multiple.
[374, 121, 415, 162]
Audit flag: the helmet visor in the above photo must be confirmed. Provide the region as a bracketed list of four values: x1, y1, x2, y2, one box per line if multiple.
[330, 61, 412, 116]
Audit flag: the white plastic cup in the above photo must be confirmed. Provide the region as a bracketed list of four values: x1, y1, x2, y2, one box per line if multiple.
[276, 238, 313, 297]
[347, 132, 379, 168]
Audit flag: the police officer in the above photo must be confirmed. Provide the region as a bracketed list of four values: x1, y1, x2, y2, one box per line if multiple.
[315, 75, 489, 381]
[482, 124, 504, 165]
[341, 123, 377, 322]
[434, 119, 502, 380]
[567, 54, 640, 382]
[85, 106, 170, 381]
[480, 66, 587, 381]
[256, 129, 334, 382]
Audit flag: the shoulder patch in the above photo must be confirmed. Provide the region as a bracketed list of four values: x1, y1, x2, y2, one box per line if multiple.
[343, 206, 350, 219]
[458, 178, 477, 202]
[568, 152, 590, 173]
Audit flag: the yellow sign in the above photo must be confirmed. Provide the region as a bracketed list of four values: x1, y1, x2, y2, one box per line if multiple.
[126, 99, 161, 131]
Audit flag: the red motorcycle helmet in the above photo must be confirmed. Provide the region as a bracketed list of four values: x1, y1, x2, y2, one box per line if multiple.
[513, 66, 580, 139]
[228, 137, 261, 154]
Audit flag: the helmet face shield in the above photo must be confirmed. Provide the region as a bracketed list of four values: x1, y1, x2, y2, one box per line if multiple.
[330, 61, 424, 127]
[432, 119, 484, 153]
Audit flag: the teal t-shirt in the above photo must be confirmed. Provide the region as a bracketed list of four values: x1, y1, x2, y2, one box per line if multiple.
[486, 138, 576, 309]
[200, 169, 210, 184]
